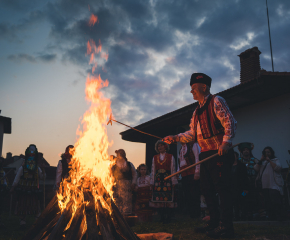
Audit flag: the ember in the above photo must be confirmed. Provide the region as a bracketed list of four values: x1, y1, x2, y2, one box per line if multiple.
[21, 14, 140, 240]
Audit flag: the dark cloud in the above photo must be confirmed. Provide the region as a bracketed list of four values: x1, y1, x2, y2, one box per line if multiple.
[2, 0, 290, 125]
[7, 54, 37, 63]
[7, 53, 57, 63]
[38, 54, 57, 62]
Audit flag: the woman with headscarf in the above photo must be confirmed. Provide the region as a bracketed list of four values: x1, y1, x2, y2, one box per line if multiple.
[10, 144, 45, 225]
[55, 145, 74, 190]
[150, 140, 178, 223]
[111, 149, 137, 216]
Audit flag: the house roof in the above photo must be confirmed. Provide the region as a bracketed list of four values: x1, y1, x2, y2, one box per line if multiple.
[120, 71, 290, 143]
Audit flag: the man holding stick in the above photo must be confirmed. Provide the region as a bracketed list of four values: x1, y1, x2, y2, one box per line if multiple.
[163, 73, 237, 238]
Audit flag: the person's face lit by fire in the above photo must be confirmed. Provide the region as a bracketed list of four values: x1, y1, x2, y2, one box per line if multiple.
[158, 143, 166, 154]
[190, 83, 208, 102]
[242, 148, 251, 158]
[140, 166, 147, 177]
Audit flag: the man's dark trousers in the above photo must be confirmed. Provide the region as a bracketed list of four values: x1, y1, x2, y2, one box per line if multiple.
[181, 174, 201, 218]
[200, 149, 234, 228]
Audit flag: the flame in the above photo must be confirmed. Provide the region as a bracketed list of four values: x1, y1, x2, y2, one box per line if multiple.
[88, 14, 99, 26]
[57, 13, 114, 230]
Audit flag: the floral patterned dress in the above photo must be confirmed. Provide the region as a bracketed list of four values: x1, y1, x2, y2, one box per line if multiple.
[150, 153, 178, 208]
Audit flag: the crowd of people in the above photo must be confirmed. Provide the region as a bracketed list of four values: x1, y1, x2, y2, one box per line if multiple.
[0, 72, 288, 239]
[107, 140, 286, 226]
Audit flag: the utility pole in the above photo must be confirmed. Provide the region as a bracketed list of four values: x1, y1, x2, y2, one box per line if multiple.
[266, 0, 274, 72]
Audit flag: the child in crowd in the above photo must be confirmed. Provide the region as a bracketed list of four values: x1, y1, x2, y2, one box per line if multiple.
[135, 164, 152, 222]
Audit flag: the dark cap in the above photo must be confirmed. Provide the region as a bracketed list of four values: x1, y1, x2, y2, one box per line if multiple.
[190, 73, 212, 88]
[238, 142, 254, 152]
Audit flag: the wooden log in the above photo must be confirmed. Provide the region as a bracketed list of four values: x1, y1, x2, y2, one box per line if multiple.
[47, 201, 73, 240]
[84, 192, 102, 240]
[110, 199, 140, 240]
[32, 212, 61, 240]
[22, 195, 60, 240]
[94, 180, 140, 240]
[96, 199, 115, 240]
[63, 204, 85, 240]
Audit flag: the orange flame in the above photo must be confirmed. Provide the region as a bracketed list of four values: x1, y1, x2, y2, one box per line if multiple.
[57, 14, 114, 230]
[88, 14, 99, 26]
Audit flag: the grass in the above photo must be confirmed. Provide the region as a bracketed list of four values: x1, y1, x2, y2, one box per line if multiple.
[132, 214, 290, 240]
[0, 211, 289, 240]
[0, 212, 36, 240]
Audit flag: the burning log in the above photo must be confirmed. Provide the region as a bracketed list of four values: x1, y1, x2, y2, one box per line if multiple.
[47, 201, 73, 240]
[110, 200, 140, 240]
[84, 192, 102, 240]
[32, 213, 61, 240]
[22, 184, 141, 240]
[63, 204, 85, 240]
[96, 199, 117, 240]
[22, 195, 60, 240]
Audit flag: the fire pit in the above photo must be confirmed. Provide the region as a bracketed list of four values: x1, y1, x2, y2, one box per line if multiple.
[21, 182, 140, 240]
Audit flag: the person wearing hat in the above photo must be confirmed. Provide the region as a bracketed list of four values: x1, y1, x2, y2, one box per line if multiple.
[10, 144, 46, 225]
[237, 142, 260, 220]
[111, 149, 137, 216]
[55, 145, 74, 190]
[163, 73, 237, 238]
[149, 140, 178, 224]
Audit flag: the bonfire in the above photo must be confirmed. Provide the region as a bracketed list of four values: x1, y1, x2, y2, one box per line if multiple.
[21, 14, 140, 240]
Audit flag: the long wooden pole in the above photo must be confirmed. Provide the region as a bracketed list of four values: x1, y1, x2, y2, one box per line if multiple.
[107, 114, 163, 140]
[107, 114, 177, 144]
[164, 143, 240, 180]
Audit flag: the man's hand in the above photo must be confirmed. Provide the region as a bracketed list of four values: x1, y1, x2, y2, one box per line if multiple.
[194, 171, 200, 180]
[218, 142, 230, 156]
[162, 135, 179, 144]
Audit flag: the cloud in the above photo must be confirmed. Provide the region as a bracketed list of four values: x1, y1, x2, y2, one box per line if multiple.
[7, 54, 37, 63]
[2, 0, 290, 126]
[7, 53, 57, 63]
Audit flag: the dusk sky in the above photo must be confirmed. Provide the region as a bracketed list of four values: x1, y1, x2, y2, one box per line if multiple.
[1, 0, 290, 168]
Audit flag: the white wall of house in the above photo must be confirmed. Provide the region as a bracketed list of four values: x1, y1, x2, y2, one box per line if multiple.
[232, 93, 290, 168]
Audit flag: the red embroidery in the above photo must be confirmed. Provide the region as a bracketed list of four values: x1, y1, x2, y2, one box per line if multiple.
[196, 75, 203, 79]
[217, 162, 223, 167]
[219, 172, 221, 177]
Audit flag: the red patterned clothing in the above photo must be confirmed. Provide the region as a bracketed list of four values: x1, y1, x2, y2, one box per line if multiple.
[136, 175, 153, 222]
[178, 142, 201, 177]
[137, 175, 151, 188]
[150, 153, 177, 208]
[178, 94, 237, 152]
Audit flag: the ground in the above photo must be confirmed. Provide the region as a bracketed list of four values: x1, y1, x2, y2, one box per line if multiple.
[132, 215, 290, 240]
[0, 211, 290, 240]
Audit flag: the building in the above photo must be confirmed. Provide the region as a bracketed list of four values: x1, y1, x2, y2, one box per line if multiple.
[0, 112, 11, 158]
[120, 47, 290, 169]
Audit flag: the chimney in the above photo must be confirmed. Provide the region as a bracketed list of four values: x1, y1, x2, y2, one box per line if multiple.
[238, 46, 261, 83]
[6, 152, 12, 159]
